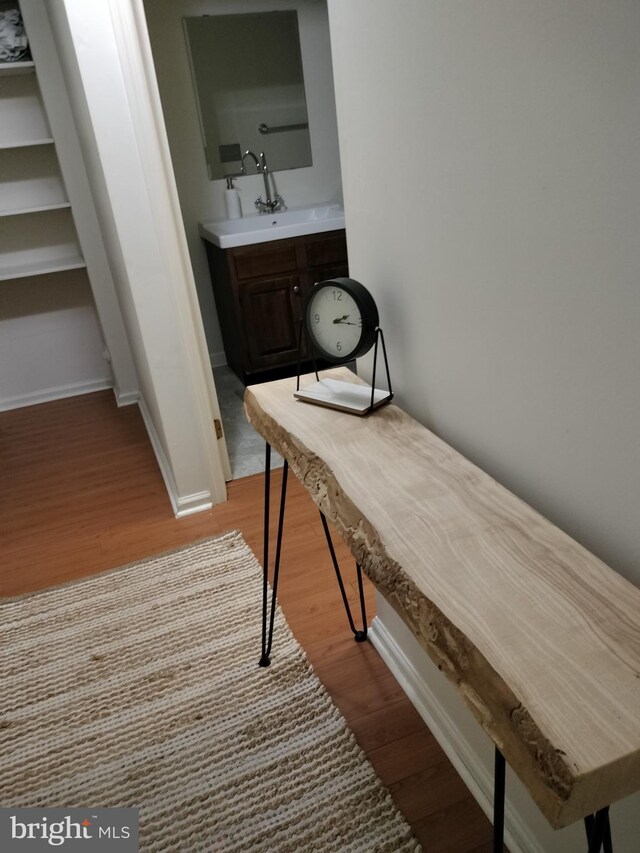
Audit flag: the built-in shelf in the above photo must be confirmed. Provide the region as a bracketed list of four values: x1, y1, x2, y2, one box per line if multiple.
[0, 146, 68, 213]
[0, 61, 35, 76]
[0, 7, 116, 411]
[0, 254, 86, 282]
[0, 45, 84, 284]
[0, 72, 51, 147]
[0, 201, 71, 217]
[0, 206, 84, 277]
[0, 137, 54, 150]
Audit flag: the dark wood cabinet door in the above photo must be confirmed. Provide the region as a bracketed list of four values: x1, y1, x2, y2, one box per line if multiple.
[232, 241, 298, 281]
[306, 262, 350, 291]
[204, 230, 348, 383]
[306, 232, 348, 268]
[239, 274, 304, 370]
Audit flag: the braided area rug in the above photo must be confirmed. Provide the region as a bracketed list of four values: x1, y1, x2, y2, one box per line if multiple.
[1, 531, 419, 852]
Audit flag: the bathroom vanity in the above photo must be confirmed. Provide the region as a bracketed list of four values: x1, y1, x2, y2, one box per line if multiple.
[200, 204, 348, 384]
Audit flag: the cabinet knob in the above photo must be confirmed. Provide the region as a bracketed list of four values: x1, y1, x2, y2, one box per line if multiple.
[293, 285, 300, 294]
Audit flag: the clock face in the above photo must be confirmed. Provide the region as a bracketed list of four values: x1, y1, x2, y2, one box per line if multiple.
[304, 279, 378, 362]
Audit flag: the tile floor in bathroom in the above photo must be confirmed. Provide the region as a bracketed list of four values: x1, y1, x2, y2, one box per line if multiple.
[214, 361, 358, 480]
[213, 365, 283, 480]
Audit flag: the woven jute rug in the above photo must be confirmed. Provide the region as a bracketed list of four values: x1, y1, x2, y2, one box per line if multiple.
[1, 531, 419, 852]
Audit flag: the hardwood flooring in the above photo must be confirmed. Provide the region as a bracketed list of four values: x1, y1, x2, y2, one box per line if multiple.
[1, 391, 504, 852]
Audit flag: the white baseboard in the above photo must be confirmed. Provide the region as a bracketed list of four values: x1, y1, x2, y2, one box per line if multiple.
[137, 397, 212, 518]
[209, 350, 227, 369]
[113, 388, 140, 407]
[368, 613, 547, 853]
[137, 396, 180, 515]
[174, 492, 213, 517]
[0, 378, 112, 412]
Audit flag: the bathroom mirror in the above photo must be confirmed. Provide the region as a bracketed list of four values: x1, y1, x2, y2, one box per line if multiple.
[183, 11, 312, 181]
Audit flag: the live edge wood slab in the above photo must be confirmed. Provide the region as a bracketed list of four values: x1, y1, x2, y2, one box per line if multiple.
[244, 367, 640, 830]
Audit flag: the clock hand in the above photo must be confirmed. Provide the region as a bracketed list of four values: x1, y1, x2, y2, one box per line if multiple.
[334, 321, 359, 326]
[332, 314, 350, 324]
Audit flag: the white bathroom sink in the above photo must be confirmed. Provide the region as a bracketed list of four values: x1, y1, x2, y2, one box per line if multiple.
[198, 202, 345, 249]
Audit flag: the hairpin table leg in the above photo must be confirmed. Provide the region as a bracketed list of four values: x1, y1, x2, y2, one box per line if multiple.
[493, 747, 505, 852]
[259, 443, 289, 667]
[319, 511, 368, 641]
[585, 807, 612, 853]
[493, 749, 613, 853]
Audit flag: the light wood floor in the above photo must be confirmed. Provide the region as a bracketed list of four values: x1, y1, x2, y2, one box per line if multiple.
[1, 391, 503, 852]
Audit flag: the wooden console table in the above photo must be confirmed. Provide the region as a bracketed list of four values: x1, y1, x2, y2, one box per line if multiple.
[244, 367, 640, 850]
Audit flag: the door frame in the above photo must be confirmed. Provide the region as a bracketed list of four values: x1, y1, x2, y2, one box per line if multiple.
[49, 0, 231, 510]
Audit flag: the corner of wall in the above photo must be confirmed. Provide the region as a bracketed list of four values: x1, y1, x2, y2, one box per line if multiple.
[137, 396, 213, 518]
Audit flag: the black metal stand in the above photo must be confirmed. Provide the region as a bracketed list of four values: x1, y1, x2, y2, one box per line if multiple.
[295, 318, 393, 415]
[259, 442, 368, 667]
[368, 327, 393, 413]
[492, 747, 613, 852]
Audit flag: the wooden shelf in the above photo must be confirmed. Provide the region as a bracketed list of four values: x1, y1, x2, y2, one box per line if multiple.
[0, 61, 35, 76]
[0, 254, 86, 282]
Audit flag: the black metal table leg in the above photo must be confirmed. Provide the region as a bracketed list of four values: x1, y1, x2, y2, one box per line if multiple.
[584, 807, 612, 853]
[492, 748, 614, 853]
[259, 440, 370, 666]
[493, 747, 505, 852]
[259, 443, 289, 667]
[603, 812, 613, 853]
[319, 511, 368, 642]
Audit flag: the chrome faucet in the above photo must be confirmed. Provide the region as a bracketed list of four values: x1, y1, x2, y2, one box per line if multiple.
[241, 149, 285, 213]
[241, 149, 260, 175]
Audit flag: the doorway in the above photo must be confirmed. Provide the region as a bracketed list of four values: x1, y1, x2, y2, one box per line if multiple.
[141, 0, 343, 479]
[213, 365, 282, 479]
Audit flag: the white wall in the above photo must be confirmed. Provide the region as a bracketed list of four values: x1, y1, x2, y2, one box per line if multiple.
[330, 0, 640, 583]
[0, 271, 112, 410]
[328, 0, 640, 849]
[143, 0, 342, 364]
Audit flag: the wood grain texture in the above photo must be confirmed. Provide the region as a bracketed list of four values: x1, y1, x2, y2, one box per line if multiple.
[245, 367, 640, 829]
[1, 389, 499, 850]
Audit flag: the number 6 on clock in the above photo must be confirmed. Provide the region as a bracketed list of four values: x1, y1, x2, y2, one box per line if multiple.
[303, 278, 379, 363]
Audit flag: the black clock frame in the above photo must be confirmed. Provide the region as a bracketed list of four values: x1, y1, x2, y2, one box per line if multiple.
[296, 277, 393, 415]
[303, 277, 379, 363]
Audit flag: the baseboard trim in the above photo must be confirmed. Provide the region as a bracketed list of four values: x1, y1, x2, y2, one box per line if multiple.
[113, 388, 140, 407]
[0, 378, 113, 412]
[174, 492, 214, 518]
[368, 615, 545, 853]
[137, 397, 213, 518]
